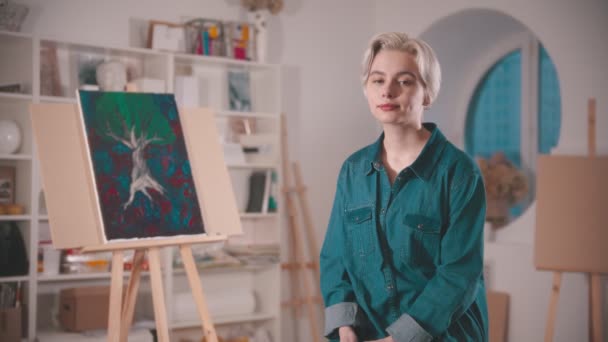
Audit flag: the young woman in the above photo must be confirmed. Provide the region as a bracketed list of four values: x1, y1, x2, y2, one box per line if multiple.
[320, 32, 488, 342]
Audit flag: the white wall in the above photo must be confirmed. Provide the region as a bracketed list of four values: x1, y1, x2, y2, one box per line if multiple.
[375, 1, 608, 341]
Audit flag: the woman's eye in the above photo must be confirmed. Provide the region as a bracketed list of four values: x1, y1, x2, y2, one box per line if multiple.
[371, 79, 384, 84]
[399, 79, 415, 86]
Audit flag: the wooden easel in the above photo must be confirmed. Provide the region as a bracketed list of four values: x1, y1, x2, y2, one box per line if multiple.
[279, 115, 323, 342]
[82, 235, 227, 342]
[543, 98, 604, 342]
[31, 96, 243, 342]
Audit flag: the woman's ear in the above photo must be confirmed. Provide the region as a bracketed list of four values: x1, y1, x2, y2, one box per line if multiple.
[423, 93, 431, 108]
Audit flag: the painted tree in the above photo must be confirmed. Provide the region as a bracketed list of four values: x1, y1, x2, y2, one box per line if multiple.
[93, 93, 176, 209]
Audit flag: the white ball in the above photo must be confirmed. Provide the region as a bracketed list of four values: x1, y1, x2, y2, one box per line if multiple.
[0, 119, 22, 154]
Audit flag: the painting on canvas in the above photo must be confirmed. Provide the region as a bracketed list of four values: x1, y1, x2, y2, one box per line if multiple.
[77, 90, 205, 240]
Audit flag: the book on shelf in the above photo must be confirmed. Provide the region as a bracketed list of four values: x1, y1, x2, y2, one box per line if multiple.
[0, 221, 28, 277]
[245, 169, 272, 213]
[261, 169, 272, 213]
[245, 171, 265, 213]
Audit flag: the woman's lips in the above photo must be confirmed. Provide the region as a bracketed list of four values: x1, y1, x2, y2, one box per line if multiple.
[378, 104, 399, 111]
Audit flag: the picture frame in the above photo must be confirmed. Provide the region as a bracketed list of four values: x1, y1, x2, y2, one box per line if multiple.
[40, 44, 63, 96]
[0, 166, 16, 204]
[146, 20, 186, 52]
[228, 70, 252, 112]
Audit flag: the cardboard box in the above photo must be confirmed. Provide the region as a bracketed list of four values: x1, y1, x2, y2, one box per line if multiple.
[0, 307, 22, 342]
[59, 286, 111, 331]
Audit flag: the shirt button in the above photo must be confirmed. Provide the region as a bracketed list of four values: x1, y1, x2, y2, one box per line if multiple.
[381, 208, 385, 214]
[417, 223, 423, 229]
[373, 162, 381, 169]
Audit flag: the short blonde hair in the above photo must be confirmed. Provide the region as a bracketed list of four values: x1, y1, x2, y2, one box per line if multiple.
[361, 32, 441, 105]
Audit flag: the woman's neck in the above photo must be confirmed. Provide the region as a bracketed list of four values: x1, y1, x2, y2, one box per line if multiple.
[381, 123, 431, 183]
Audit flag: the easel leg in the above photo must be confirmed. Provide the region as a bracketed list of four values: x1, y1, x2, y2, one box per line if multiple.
[287, 195, 321, 342]
[292, 162, 321, 287]
[120, 249, 145, 342]
[288, 217, 302, 318]
[180, 245, 219, 342]
[108, 251, 124, 342]
[590, 273, 603, 342]
[545, 271, 562, 342]
[149, 247, 170, 342]
[281, 116, 320, 341]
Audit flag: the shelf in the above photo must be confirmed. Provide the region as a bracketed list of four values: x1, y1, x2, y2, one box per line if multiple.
[39, 95, 76, 104]
[173, 52, 279, 70]
[37, 327, 154, 341]
[38, 271, 150, 283]
[0, 215, 32, 221]
[171, 312, 276, 329]
[0, 30, 33, 39]
[240, 212, 278, 219]
[0, 153, 33, 160]
[39, 264, 276, 283]
[38, 272, 111, 282]
[41, 38, 167, 59]
[173, 263, 275, 276]
[0, 92, 33, 102]
[4, 32, 282, 340]
[227, 162, 278, 169]
[0, 275, 28, 283]
[216, 110, 280, 119]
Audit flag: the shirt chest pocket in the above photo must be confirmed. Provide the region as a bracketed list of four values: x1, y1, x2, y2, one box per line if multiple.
[400, 214, 441, 268]
[345, 206, 376, 258]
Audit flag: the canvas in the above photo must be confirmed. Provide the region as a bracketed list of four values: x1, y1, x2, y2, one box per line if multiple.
[77, 91, 205, 240]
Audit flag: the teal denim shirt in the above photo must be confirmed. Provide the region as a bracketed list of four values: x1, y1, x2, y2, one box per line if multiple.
[320, 123, 488, 341]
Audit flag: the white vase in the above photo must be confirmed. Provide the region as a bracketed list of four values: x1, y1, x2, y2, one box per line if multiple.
[0, 119, 22, 154]
[96, 60, 127, 91]
[248, 9, 269, 62]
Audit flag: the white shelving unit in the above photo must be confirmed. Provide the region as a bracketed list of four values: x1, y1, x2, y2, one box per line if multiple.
[0, 30, 282, 342]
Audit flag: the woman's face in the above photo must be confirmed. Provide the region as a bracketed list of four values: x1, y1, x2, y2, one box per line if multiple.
[365, 49, 428, 127]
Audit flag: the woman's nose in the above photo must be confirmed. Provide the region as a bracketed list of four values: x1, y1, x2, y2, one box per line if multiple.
[382, 82, 396, 99]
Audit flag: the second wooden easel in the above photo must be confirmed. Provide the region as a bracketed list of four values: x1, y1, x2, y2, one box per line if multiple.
[82, 235, 227, 342]
[540, 98, 604, 342]
[280, 115, 323, 342]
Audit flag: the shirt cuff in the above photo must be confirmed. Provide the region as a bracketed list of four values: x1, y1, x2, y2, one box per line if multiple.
[324, 302, 362, 338]
[386, 313, 433, 342]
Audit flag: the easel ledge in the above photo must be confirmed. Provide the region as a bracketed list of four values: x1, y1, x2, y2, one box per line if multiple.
[81, 234, 227, 253]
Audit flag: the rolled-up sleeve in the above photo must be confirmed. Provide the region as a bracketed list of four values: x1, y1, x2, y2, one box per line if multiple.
[320, 165, 360, 339]
[388, 173, 486, 340]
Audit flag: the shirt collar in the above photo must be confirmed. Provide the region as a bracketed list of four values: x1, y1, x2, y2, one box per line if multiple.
[362, 123, 447, 181]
